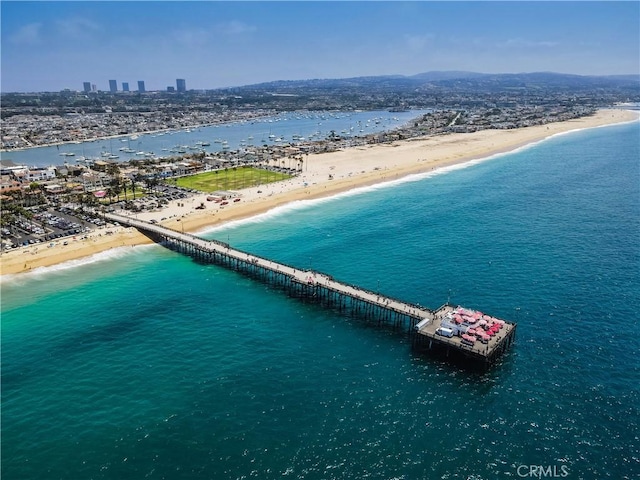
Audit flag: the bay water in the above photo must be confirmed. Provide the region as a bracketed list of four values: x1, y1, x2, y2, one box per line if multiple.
[0, 110, 427, 168]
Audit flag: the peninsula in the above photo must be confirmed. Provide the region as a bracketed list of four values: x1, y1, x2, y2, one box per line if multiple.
[1, 108, 636, 276]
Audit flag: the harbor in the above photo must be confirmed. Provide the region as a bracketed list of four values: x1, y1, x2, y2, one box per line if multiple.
[103, 211, 516, 369]
[1, 110, 428, 168]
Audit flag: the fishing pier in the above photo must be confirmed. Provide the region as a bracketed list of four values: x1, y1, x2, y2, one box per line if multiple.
[103, 212, 516, 368]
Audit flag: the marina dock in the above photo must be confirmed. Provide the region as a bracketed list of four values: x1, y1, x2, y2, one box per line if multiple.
[103, 212, 516, 368]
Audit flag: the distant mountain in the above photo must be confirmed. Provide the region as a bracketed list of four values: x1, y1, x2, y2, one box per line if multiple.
[600, 74, 640, 82]
[231, 71, 639, 93]
[425, 71, 640, 89]
[407, 71, 485, 81]
[235, 75, 416, 90]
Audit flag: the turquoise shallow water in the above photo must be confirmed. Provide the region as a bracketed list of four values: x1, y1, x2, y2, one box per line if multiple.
[2, 121, 639, 479]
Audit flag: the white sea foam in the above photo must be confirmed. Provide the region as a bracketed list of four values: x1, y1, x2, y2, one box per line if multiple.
[549, 115, 640, 142]
[0, 243, 157, 286]
[197, 147, 532, 235]
[201, 115, 640, 235]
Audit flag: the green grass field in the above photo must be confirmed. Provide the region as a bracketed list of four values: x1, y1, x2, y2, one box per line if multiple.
[172, 167, 293, 192]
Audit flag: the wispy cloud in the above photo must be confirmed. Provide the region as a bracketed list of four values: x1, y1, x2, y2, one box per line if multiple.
[55, 17, 102, 39]
[171, 28, 212, 48]
[9, 23, 43, 45]
[403, 33, 435, 52]
[215, 21, 257, 36]
[497, 38, 559, 48]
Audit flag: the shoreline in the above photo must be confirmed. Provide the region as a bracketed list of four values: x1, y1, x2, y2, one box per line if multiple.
[2, 108, 637, 277]
[1, 108, 419, 154]
[0, 112, 277, 154]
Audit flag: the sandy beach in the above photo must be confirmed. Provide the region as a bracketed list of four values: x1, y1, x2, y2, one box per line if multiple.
[2, 108, 637, 276]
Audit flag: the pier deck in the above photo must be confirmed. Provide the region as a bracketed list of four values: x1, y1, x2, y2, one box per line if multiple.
[415, 304, 517, 364]
[103, 212, 515, 368]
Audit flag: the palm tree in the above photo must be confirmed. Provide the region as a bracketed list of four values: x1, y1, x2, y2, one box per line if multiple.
[146, 175, 159, 196]
[105, 187, 115, 204]
[110, 178, 122, 202]
[107, 162, 122, 201]
[83, 192, 98, 207]
[10, 188, 26, 209]
[132, 174, 143, 200]
[106, 162, 121, 178]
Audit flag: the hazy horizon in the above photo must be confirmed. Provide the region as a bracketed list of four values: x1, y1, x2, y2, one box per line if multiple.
[2, 1, 639, 93]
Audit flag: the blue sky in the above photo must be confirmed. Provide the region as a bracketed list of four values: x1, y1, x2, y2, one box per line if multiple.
[2, 1, 639, 93]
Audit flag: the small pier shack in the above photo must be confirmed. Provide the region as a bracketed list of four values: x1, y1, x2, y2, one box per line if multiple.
[103, 212, 516, 368]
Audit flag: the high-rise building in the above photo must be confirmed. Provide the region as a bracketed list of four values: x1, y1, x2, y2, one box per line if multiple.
[109, 80, 118, 93]
[176, 78, 186, 92]
[137, 80, 145, 93]
[122, 82, 130, 92]
[83, 82, 91, 93]
[167, 86, 176, 92]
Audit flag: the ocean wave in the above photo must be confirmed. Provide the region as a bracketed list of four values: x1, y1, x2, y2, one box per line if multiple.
[0, 244, 157, 286]
[197, 149, 529, 235]
[546, 112, 640, 141]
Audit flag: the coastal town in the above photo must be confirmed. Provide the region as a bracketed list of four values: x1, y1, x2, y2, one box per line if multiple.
[3, 71, 637, 148]
[1, 72, 638, 256]
[0, 98, 600, 150]
[0, 104, 599, 251]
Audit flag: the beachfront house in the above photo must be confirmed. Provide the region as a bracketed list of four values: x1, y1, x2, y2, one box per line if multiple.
[26, 167, 56, 182]
[0, 175, 22, 194]
[44, 184, 65, 195]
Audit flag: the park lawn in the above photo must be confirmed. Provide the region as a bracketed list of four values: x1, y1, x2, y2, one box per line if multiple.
[173, 167, 293, 192]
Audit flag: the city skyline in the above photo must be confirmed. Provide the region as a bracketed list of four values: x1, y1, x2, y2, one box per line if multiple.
[81, 78, 184, 93]
[1, 1, 639, 93]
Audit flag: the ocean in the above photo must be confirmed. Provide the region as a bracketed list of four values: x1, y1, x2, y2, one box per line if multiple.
[2, 120, 638, 479]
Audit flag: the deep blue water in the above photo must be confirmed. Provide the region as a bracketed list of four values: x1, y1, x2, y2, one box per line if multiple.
[2, 121, 639, 479]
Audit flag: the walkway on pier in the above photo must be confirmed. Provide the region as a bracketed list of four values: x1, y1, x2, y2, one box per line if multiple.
[103, 212, 435, 327]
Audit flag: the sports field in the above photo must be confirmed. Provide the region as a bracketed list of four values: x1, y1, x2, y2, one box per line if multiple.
[173, 167, 293, 192]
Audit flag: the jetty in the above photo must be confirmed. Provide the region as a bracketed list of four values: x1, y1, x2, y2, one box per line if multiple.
[103, 212, 516, 368]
